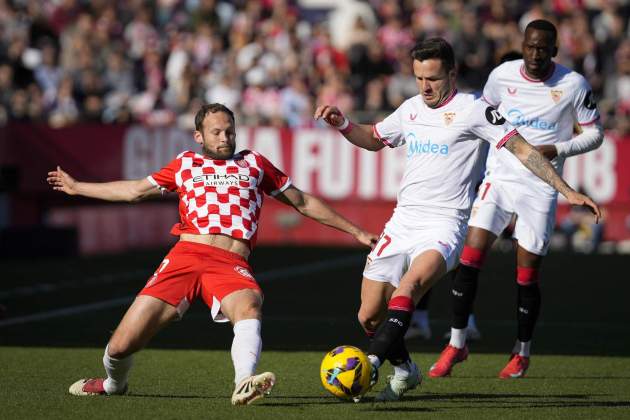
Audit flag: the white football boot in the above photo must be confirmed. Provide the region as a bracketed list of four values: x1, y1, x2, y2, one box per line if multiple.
[231, 372, 276, 405]
[375, 361, 422, 402]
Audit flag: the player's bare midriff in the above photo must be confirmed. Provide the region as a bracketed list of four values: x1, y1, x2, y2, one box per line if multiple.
[179, 233, 250, 259]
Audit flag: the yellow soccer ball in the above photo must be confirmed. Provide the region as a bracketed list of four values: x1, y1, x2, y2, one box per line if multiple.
[320, 345, 371, 401]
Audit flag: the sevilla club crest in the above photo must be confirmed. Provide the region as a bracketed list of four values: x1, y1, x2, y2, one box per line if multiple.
[550, 89, 563, 103]
[443, 112, 456, 126]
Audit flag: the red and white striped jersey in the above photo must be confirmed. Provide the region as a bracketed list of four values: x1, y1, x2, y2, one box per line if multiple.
[147, 149, 291, 246]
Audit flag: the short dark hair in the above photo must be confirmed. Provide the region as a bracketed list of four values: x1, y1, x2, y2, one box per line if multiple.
[194, 103, 235, 131]
[525, 19, 557, 43]
[410, 37, 455, 73]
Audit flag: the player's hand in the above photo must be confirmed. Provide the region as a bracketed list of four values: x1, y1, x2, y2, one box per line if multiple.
[535, 145, 558, 160]
[355, 230, 379, 249]
[47, 166, 78, 195]
[566, 190, 601, 223]
[314, 105, 345, 128]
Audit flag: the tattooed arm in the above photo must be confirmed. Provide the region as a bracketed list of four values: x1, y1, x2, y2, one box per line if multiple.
[504, 135, 601, 221]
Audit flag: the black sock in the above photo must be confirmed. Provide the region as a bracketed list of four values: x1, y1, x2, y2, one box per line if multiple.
[416, 288, 432, 310]
[367, 309, 412, 363]
[517, 283, 541, 342]
[451, 264, 479, 329]
[386, 334, 411, 366]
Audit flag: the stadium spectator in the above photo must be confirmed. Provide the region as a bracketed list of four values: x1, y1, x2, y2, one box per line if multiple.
[453, 8, 492, 91]
[430, 20, 604, 380]
[315, 37, 600, 401]
[0, 1, 627, 129]
[47, 103, 377, 405]
[48, 75, 78, 127]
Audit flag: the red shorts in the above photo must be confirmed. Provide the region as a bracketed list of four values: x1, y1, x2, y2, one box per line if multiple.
[138, 241, 261, 322]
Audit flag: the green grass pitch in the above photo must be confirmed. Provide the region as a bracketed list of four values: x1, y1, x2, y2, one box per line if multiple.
[1, 347, 629, 419]
[1, 246, 630, 418]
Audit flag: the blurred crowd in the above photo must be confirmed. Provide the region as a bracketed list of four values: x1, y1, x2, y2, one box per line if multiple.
[0, 0, 629, 134]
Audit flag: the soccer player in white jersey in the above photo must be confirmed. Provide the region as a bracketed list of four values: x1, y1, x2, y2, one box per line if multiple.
[430, 20, 604, 380]
[47, 103, 377, 405]
[314, 37, 600, 402]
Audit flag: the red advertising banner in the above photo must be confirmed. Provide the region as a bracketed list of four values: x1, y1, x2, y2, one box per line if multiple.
[2, 124, 629, 254]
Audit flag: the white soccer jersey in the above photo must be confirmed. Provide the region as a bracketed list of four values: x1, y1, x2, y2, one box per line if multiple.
[482, 59, 600, 195]
[373, 91, 518, 219]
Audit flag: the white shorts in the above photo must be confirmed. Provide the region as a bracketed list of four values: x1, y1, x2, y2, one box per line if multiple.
[468, 177, 557, 255]
[363, 209, 467, 287]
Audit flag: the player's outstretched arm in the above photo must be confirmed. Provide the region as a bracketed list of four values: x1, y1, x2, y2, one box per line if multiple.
[274, 185, 378, 248]
[504, 136, 601, 222]
[536, 122, 604, 160]
[314, 104, 385, 151]
[47, 166, 161, 202]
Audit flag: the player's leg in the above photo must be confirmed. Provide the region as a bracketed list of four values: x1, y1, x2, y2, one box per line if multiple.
[69, 295, 180, 396]
[499, 245, 542, 378]
[405, 288, 432, 340]
[450, 227, 495, 346]
[442, 270, 482, 341]
[357, 276, 395, 339]
[431, 186, 514, 377]
[221, 289, 275, 405]
[206, 251, 275, 406]
[428, 227, 496, 377]
[220, 288, 264, 385]
[368, 250, 446, 400]
[499, 196, 554, 378]
[359, 230, 408, 391]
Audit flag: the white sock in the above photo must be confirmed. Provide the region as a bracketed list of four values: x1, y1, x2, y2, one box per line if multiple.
[393, 360, 412, 379]
[411, 310, 429, 328]
[449, 328, 467, 349]
[513, 340, 531, 357]
[231, 319, 262, 385]
[102, 344, 133, 395]
[368, 354, 381, 369]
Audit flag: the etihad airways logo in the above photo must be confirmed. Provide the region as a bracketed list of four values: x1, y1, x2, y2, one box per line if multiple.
[406, 133, 449, 157]
[193, 173, 250, 187]
[506, 108, 558, 131]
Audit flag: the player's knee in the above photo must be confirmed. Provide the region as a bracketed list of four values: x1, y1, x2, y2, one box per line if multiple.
[459, 245, 487, 269]
[516, 266, 539, 286]
[235, 296, 262, 319]
[107, 338, 135, 359]
[357, 309, 380, 332]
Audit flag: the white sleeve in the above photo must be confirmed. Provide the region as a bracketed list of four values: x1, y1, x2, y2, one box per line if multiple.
[373, 105, 405, 148]
[573, 75, 600, 126]
[468, 100, 519, 149]
[555, 122, 604, 158]
[481, 68, 501, 107]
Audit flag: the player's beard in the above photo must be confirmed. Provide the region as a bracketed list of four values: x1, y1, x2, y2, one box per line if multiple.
[201, 135, 236, 160]
[203, 144, 235, 160]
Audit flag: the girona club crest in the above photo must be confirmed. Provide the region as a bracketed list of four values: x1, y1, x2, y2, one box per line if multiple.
[235, 158, 249, 168]
[443, 112, 456, 126]
[550, 89, 563, 103]
[234, 266, 254, 279]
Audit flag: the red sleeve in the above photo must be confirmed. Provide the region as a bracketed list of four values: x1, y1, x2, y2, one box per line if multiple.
[147, 157, 181, 192]
[255, 152, 291, 196]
